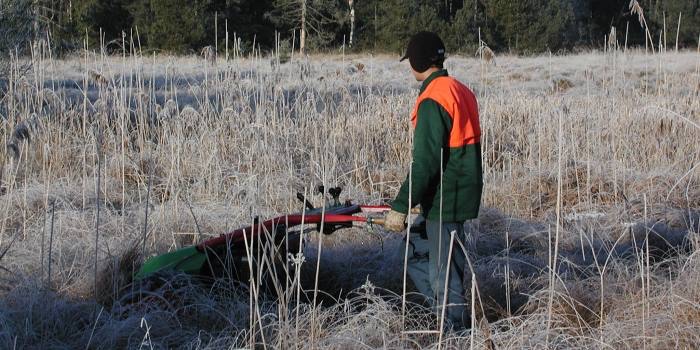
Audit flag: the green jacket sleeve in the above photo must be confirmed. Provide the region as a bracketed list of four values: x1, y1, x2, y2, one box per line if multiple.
[391, 99, 452, 213]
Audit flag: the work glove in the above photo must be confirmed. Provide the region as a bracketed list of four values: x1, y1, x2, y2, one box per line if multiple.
[384, 209, 407, 232]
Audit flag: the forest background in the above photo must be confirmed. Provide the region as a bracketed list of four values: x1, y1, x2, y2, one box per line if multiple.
[2, 0, 699, 58]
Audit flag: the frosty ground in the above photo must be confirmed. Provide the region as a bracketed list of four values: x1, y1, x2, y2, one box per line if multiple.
[0, 50, 699, 348]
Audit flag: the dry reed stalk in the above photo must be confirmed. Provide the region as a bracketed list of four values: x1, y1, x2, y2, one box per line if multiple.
[400, 139, 414, 332]
[47, 201, 54, 288]
[696, 34, 700, 96]
[93, 126, 101, 303]
[294, 187, 309, 342]
[630, 0, 655, 54]
[242, 218, 268, 349]
[663, 12, 667, 53]
[437, 230, 456, 347]
[675, 12, 682, 52]
[309, 177, 330, 348]
[546, 105, 565, 345]
[141, 158, 153, 261]
[469, 273, 476, 349]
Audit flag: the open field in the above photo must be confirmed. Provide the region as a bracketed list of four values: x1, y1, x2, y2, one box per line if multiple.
[0, 49, 699, 348]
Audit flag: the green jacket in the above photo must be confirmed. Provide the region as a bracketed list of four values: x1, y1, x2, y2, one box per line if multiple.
[391, 70, 483, 222]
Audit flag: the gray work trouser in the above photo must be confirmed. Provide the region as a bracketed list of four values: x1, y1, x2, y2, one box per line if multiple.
[405, 220, 467, 329]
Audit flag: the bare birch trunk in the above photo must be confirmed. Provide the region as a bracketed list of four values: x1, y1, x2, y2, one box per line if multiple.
[349, 0, 355, 48]
[300, 0, 307, 55]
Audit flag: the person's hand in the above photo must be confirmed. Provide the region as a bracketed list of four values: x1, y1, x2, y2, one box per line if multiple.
[384, 210, 407, 232]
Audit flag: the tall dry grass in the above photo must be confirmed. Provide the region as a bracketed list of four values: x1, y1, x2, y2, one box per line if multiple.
[0, 40, 698, 348]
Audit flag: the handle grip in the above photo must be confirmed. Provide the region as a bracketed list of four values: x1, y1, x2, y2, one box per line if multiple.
[367, 217, 385, 226]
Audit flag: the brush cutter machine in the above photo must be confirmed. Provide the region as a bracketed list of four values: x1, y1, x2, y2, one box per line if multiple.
[135, 186, 418, 289]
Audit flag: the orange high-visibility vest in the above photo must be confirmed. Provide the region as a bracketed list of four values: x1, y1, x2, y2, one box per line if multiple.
[410, 76, 481, 147]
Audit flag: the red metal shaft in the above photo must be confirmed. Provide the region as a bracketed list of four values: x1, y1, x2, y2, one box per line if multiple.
[198, 213, 370, 250]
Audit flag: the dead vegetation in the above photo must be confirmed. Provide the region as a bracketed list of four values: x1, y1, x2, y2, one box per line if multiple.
[552, 77, 575, 92]
[0, 47, 698, 348]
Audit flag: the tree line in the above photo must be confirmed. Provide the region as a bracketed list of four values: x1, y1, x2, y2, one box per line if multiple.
[4, 0, 700, 56]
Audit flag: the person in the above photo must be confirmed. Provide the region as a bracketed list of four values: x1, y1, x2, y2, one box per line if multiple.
[383, 31, 483, 330]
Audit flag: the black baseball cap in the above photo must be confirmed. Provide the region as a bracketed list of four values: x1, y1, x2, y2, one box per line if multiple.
[400, 31, 446, 73]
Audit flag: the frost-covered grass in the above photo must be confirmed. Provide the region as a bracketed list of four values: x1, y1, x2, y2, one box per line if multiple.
[0, 48, 699, 348]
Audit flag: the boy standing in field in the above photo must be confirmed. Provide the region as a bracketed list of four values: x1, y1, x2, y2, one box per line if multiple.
[384, 31, 483, 330]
